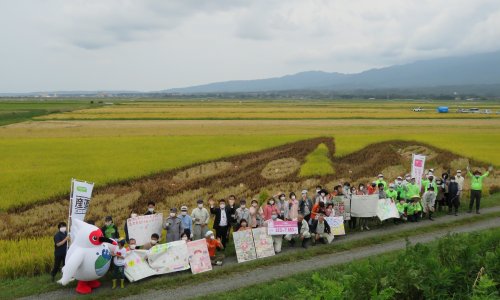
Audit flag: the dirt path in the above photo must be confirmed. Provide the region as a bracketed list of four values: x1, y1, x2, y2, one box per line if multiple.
[24, 207, 500, 300]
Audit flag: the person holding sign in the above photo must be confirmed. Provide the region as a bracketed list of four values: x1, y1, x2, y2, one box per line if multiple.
[144, 201, 156, 215]
[263, 212, 284, 253]
[310, 214, 333, 245]
[51, 222, 69, 282]
[284, 214, 311, 248]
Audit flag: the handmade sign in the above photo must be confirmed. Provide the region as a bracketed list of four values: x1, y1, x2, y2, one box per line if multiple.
[350, 194, 379, 218]
[267, 221, 298, 235]
[147, 240, 190, 274]
[187, 239, 212, 274]
[233, 230, 257, 263]
[126, 213, 163, 246]
[411, 154, 426, 188]
[377, 198, 400, 221]
[124, 250, 156, 282]
[325, 216, 345, 235]
[70, 179, 94, 222]
[332, 196, 351, 221]
[252, 227, 275, 259]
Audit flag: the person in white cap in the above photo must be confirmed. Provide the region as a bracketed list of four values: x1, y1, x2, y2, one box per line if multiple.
[179, 205, 193, 238]
[204, 230, 224, 266]
[455, 170, 465, 193]
[299, 189, 313, 222]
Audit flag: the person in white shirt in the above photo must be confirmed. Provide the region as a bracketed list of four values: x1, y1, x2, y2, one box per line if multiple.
[209, 198, 231, 247]
[455, 170, 465, 194]
[112, 239, 129, 289]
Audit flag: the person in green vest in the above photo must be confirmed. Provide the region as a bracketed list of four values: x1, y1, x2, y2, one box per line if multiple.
[395, 176, 406, 201]
[386, 183, 398, 202]
[467, 165, 493, 214]
[375, 174, 387, 189]
[396, 199, 408, 223]
[405, 177, 420, 201]
[421, 174, 438, 194]
[407, 196, 422, 222]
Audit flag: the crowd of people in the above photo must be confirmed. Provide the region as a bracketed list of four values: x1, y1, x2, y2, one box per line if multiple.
[51, 165, 493, 287]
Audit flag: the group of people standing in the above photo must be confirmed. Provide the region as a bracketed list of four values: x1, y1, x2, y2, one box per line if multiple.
[51, 164, 493, 287]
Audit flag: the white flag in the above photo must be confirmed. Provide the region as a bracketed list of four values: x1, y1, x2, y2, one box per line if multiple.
[70, 179, 94, 222]
[411, 154, 426, 189]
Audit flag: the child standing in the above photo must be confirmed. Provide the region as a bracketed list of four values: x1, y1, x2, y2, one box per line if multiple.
[112, 239, 129, 289]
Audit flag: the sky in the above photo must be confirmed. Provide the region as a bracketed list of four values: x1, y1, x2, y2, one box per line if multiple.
[1, 0, 500, 93]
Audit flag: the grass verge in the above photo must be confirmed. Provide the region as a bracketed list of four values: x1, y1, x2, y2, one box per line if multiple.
[3, 207, 500, 299]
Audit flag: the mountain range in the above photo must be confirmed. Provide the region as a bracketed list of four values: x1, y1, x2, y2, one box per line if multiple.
[166, 51, 500, 94]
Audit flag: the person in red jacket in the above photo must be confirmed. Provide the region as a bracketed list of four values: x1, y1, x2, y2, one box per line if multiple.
[261, 198, 280, 221]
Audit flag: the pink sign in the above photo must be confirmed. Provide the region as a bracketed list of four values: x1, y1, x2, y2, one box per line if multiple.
[267, 221, 298, 235]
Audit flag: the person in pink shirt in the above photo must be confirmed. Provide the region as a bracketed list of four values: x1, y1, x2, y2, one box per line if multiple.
[286, 192, 299, 221]
[261, 198, 280, 221]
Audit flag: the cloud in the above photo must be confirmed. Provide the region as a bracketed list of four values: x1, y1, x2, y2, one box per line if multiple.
[1, 0, 500, 92]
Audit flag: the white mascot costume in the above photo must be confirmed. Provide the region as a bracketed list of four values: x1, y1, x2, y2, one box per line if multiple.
[58, 219, 117, 294]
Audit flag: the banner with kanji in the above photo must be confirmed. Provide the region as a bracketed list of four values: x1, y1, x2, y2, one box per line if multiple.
[70, 179, 94, 222]
[411, 154, 426, 188]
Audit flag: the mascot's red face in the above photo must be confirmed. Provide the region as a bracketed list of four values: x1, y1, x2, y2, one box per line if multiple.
[88, 229, 117, 246]
[89, 229, 104, 246]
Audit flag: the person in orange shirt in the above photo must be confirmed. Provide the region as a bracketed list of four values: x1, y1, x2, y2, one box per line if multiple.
[205, 230, 224, 266]
[311, 201, 326, 221]
[367, 181, 377, 195]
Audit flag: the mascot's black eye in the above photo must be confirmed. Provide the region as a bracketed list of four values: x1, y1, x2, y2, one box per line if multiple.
[93, 236, 97, 241]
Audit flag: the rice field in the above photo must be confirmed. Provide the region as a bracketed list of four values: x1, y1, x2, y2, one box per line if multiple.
[34, 100, 500, 120]
[1, 99, 499, 283]
[2, 116, 500, 211]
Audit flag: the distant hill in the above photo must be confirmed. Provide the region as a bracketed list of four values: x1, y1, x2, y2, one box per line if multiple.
[167, 51, 500, 94]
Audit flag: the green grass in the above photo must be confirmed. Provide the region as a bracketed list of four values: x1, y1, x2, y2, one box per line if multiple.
[202, 227, 500, 300]
[0, 101, 99, 126]
[2, 199, 500, 299]
[299, 143, 334, 177]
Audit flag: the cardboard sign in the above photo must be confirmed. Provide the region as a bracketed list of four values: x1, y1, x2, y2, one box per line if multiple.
[233, 230, 257, 263]
[377, 198, 400, 221]
[187, 239, 212, 274]
[350, 194, 379, 218]
[147, 240, 190, 274]
[252, 227, 275, 259]
[126, 213, 163, 246]
[124, 250, 156, 282]
[325, 216, 346, 235]
[267, 221, 298, 235]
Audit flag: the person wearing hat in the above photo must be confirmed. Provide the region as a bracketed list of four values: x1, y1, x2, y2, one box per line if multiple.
[421, 173, 438, 194]
[386, 183, 398, 202]
[191, 199, 210, 240]
[101, 216, 120, 240]
[467, 165, 493, 214]
[299, 189, 313, 222]
[205, 230, 224, 266]
[375, 174, 387, 189]
[164, 208, 184, 242]
[315, 188, 329, 204]
[407, 196, 422, 222]
[179, 205, 193, 238]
